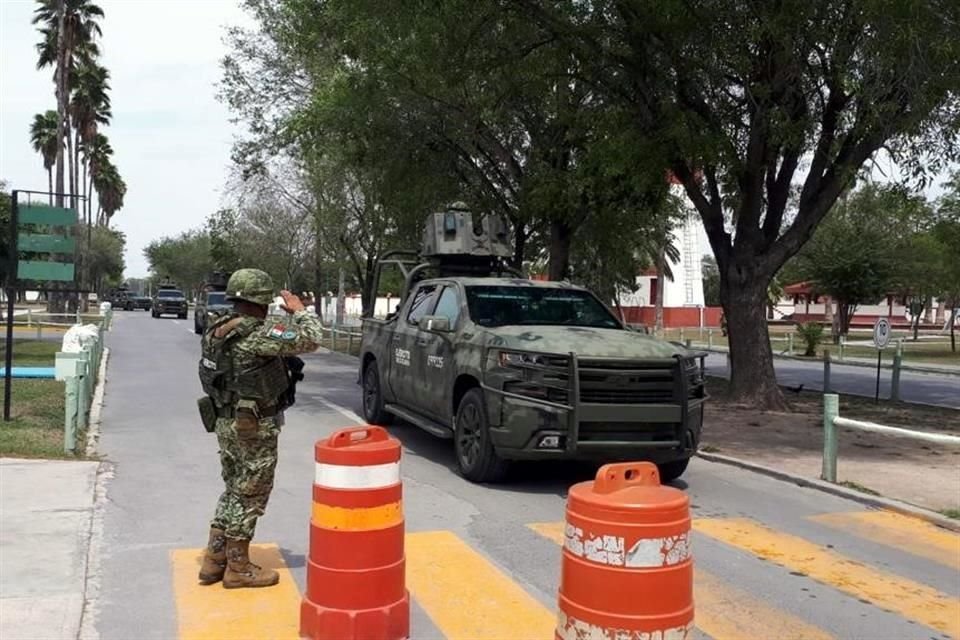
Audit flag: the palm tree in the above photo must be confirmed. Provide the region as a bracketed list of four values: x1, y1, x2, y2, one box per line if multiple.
[82, 132, 110, 221]
[92, 160, 125, 225]
[33, 0, 104, 208]
[71, 60, 111, 222]
[29, 110, 59, 203]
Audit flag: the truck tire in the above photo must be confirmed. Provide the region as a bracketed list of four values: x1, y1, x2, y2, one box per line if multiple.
[455, 388, 509, 483]
[361, 362, 390, 426]
[657, 458, 690, 483]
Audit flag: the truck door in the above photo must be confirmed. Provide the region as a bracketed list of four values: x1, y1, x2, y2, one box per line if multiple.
[387, 283, 438, 405]
[420, 284, 461, 420]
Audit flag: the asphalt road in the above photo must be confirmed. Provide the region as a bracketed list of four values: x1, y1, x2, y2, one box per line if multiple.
[92, 311, 960, 640]
[704, 353, 960, 409]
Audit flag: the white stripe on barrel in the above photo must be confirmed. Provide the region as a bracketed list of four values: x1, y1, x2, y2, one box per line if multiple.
[556, 612, 693, 640]
[314, 461, 401, 489]
[563, 522, 691, 568]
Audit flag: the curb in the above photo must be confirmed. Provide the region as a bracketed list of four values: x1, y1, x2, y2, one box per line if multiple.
[695, 346, 960, 377]
[85, 347, 110, 458]
[696, 451, 960, 533]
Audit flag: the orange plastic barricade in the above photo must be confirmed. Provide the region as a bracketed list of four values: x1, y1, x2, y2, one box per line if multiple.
[556, 462, 693, 640]
[300, 426, 409, 640]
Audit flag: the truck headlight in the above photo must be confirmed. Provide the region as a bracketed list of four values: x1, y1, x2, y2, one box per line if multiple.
[498, 351, 551, 368]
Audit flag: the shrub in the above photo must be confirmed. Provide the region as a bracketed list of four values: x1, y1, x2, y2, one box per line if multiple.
[796, 322, 824, 357]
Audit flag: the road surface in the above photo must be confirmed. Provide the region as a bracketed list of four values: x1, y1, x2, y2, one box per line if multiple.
[91, 312, 960, 640]
[704, 353, 960, 409]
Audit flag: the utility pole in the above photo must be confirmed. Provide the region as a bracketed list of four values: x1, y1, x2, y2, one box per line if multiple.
[336, 267, 345, 328]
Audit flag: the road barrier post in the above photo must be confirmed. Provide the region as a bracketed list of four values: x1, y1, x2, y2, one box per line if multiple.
[838, 336, 845, 361]
[822, 349, 832, 394]
[556, 462, 693, 640]
[64, 375, 79, 454]
[787, 333, 794, 356]
[301, 426, 409, 640]
[679, 327, 685, 343]
[821, 393, 839, 482]
[707, 329, 713, 349]
[685, 339, 692, 349]
[891, 354, 902, 402]
[76, 351, 90, 431]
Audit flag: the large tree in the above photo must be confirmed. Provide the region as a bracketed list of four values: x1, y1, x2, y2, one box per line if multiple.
[524, 0, 960, 409]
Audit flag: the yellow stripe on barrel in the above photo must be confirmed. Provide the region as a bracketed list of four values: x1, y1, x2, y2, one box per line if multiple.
[311, 500, 403, 531]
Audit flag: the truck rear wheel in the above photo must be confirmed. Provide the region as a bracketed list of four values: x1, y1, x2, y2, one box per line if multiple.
[455, 388, 509, 483]
[361, 362, 390, 426]
[657, 458, 690, 483]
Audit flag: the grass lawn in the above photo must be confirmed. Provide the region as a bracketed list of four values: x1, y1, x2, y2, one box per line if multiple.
[0, 339, 59, 367]
[0, 379, 72, 458]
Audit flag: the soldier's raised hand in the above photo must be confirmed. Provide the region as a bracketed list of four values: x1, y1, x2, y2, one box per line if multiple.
[279, 290, 305, 314]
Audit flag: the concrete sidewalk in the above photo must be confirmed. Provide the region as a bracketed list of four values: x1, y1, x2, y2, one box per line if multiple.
[0, 458, 99, 640]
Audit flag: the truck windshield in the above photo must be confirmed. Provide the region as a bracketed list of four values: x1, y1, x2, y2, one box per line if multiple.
[206, 292, 226, 305]
[158, 290, 184, 298]
[465, 286, 621, 329]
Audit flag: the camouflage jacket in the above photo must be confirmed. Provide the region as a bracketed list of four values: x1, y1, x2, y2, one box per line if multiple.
[204, 310, 324, 413]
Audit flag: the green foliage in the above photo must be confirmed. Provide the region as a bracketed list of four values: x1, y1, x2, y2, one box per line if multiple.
[83, 224, 125, 292]
[796, 322, 825, 358]
[143, 230, 214, 297]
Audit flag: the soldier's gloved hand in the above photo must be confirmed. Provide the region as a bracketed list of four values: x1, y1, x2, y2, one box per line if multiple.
[279, 290, 305, 314]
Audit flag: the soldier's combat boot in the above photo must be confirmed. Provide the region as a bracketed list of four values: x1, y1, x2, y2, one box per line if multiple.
[198, 527, 227, 585]
[223, 538, 279, 589]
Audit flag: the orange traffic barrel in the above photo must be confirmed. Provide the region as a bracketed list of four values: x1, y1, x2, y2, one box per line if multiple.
[556, 462, 693, 640]
[300, 426, 409, 640]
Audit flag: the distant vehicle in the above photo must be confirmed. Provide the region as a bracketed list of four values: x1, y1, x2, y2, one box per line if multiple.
[125, 296, 152, 312]
[152, 285, 188, 319]
[194, 271, 232, 334]
[194, 290, 231, 334]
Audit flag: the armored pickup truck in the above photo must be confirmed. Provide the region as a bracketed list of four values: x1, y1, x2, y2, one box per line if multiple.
[359, 205, 707, 483]
[152, 283, 188, 319]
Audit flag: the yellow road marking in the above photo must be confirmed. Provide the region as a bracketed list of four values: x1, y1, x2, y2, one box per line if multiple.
[810, 510, 960, 571]
[528, 522, 834, 640]
[406, 530, 555, 639]
[171, 544, 300, 640]
[311, 500, 403, 531]
[694, 517, 960, 639]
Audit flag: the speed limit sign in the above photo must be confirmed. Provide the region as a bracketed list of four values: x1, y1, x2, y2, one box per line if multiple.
[873, 318, 891, 349]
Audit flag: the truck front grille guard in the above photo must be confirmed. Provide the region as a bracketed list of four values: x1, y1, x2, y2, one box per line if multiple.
[480, 346, 707, 451]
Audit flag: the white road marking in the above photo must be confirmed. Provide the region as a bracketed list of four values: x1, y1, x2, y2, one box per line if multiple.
[314, 394, 364, 423]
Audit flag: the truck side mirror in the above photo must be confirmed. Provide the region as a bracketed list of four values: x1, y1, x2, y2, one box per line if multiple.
[420, 315, 451, 333]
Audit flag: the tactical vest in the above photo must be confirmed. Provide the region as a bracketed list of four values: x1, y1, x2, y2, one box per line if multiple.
[198, 313, 290, 411]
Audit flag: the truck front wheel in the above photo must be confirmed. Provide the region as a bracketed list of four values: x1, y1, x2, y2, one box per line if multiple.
[361, 362, 390, 426]
[455, 388, 509, 483]
[657, 458, 690, 483]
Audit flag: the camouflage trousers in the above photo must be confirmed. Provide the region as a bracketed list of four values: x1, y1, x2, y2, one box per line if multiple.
[210, 415, 281, 541]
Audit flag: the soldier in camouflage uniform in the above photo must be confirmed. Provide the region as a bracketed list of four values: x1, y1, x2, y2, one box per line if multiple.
[196, 268, 323, 588]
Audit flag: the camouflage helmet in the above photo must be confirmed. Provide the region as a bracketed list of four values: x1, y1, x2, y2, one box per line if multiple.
[225, 268, 275, 306]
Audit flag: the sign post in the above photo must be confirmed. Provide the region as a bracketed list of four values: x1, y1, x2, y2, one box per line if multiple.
[3, 190, 81, 421]
[872, 317, 891, 404]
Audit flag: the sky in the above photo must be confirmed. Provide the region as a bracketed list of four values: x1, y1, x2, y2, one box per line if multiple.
[0, 1, 955, 281]
[0, 0, 251, 277]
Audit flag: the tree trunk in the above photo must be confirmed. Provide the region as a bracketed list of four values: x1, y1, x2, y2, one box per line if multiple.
[548, 220, 572, 281]
[721, 272, 786, 411]
[54, 3, 67, 207]
[66, 120, 75, 205]
[951, 308, 957, 353]
[654, 244, 666, 333]
[73, 130, 81, 210]
[512, 223, 526, 271]
[47, 168, 53, 204]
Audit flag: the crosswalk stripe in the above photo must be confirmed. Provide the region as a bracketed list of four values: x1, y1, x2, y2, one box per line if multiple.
[809, 510, 960, 571]
[406, 530, 556, 640]
[694, 517, 960, 639]
[170, 544, 300, 640]
[527, 522, 834, 640]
